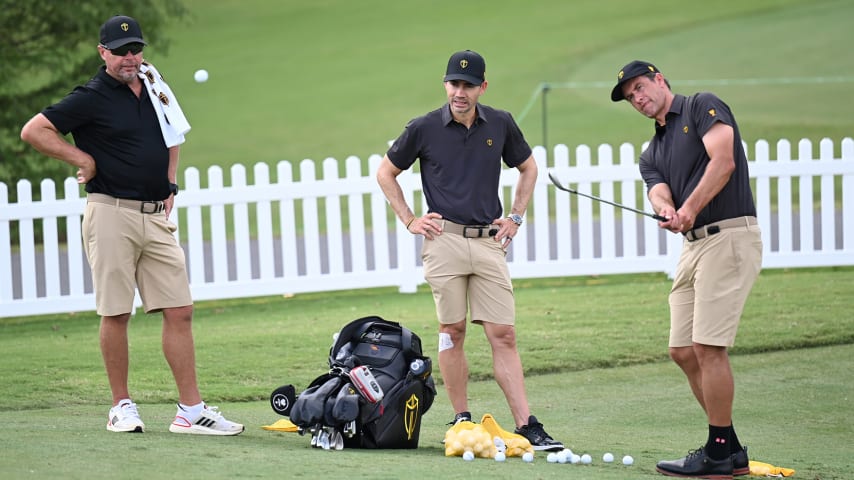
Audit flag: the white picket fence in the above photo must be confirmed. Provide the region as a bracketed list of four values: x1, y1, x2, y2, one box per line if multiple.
[2, 138, 853, 319]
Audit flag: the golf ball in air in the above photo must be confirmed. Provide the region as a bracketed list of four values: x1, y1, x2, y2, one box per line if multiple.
[522, 452, 534, 463]
[623, 455, 634, 465]
[194, 69, 209, 83]
[603, 452, 614, 463]
[581, 454, 592, 464]
[463, 451, 475, 461]
[494, 452, 506, 462]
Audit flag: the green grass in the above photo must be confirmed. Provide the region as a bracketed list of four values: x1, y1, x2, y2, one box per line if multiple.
[146, 0, 854, 178]
[0, 269, 852, 478]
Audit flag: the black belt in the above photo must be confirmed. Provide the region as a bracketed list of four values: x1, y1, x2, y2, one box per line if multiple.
[87, 193, 165, 214]
[442, 220, 498, 238]
[684, 216, 757, 242]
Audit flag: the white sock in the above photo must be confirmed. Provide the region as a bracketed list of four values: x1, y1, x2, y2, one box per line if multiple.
[178, 401, 205, 417]
[116, 398, 133, 408]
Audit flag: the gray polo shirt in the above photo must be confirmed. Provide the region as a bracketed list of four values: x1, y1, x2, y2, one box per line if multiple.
[639, 93, 756, 228]
[387, 103, 532, 225]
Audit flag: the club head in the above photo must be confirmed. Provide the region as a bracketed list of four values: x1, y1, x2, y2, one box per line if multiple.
[547, 170, 576, 193]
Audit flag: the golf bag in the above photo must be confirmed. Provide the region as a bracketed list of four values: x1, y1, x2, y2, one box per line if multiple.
[272, 316, 436, 449]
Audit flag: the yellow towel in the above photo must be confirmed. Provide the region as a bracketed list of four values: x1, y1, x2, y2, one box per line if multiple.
[749, 460, 796, 477]
[261, 419, 299, 432]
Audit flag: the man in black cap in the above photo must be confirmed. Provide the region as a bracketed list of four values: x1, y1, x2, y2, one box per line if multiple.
[376, 50, 564, 451]
[612, 61, 762, 478]
[20, 15, 243, 436]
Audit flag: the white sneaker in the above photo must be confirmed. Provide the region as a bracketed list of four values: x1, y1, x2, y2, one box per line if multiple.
[169, 404, 244, 436]
[106, 400, 145, 433]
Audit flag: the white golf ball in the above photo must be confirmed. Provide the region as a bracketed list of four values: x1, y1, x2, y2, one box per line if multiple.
[546, 452, 558, 463]
[570, 454, 581, 464]
[581, 453, 592, 464]
[194, 69, 209, 83]
[522, 452, 534, 463]
[622, 455, 634, 465]
[556, 450, 568, 463]
[462, 451, 475, 461]
[494, 452, 506, 462]
[603, 452, 614, 463]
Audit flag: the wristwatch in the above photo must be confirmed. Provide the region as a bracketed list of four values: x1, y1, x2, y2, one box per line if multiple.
[169, 183, 179, 196]
[508, 214, 523, 226]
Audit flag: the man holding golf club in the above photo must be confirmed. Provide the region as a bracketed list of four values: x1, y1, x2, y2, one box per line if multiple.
[377, 50, 564, 451]
[611, 61, 762, 478]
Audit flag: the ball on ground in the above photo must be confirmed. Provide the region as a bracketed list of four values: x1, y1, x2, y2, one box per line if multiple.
[622, 455, 634, 465]
[581, 453, 592, 464]
[463, 451, 475, 461]
[522, 452, 534, 463]
[546, 452, 558, 463]
[603, 452, 614, 463]
[494, 452, 506, 462]
[194, 69, 209, 83]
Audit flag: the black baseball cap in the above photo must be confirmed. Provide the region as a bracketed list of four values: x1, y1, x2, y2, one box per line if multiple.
[610, 60, 660, 101]
[444, 50, 486, 86]
[100, 15, 146, 49]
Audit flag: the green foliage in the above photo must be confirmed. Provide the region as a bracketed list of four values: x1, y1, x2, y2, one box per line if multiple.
[0, 0, 186, 200]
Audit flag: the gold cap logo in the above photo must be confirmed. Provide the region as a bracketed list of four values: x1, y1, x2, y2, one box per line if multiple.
[648, 65, 655, 72]
[121, 22, 129, 32]
[460, 59, 468, 69]
[618, 70, 625, 80]
[708, 108, 716, 117]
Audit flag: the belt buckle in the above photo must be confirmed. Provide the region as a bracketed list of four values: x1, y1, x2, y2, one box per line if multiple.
[462, 226, 498, 238]
[140, 201, 163, 214]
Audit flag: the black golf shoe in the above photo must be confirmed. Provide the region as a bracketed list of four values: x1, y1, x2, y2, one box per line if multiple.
[656, 446, 734, 479]
[732, 446, 749, 476]
[447, 411, 472, 426]
[514, 415, 564, 451]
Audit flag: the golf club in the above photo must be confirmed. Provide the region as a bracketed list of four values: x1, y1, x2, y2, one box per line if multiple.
[548, 170, 668, 222]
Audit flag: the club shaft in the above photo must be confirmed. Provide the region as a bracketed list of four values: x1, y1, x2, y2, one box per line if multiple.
[548, 172, 667, 221]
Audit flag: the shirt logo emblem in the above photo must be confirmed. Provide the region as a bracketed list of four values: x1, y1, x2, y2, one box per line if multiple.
[121, 22, 129, 32]
[708, 108, 716, 117]
[460, 59, 469, 69]
[487, 139, 493, 146]
[683, 126, 689, 134]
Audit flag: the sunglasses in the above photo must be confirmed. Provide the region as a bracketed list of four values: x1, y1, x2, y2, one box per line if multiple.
[106, 43, 144, 56]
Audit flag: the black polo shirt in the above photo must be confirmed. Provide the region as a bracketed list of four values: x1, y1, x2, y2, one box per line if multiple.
[42, 66, 171, 201]
[639, 93, 756, 228]
[387, 103, 532, 225]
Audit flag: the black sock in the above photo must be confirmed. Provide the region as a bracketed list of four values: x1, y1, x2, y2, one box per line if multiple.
[729, 425, 743, 453]
[705, 424, 731, 460]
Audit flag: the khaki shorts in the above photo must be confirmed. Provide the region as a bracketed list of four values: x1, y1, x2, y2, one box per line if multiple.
[82, 194, 192, 316]
[669, 224, 762, 347]
[422, 226, 514, 325]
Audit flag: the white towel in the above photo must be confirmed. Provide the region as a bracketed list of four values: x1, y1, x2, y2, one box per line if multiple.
[139, 62, 191, 147]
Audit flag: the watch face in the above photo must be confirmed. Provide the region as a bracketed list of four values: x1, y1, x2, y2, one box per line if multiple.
[510, 214, 523, 225]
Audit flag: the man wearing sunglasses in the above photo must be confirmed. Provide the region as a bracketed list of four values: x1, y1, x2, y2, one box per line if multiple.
[21, 15, 243, 436]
